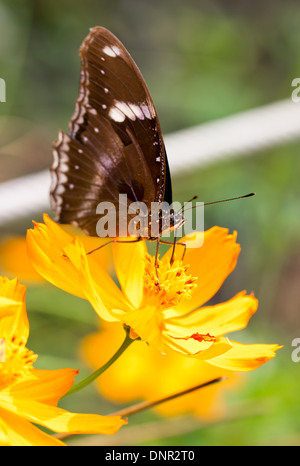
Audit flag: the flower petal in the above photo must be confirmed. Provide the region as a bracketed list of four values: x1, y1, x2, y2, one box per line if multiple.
[164, 332, 233, 360]
[26, 215, 87, 300]
[81, 322, 239, 420]
[61, 224, 113, 272]
[8, 368, 79, 406]
[207, 340, 282, 371]
[0, 277, 28, 342]
[0, 297, 20, 318]
[0, 407, 65, 446]
[27, 215, 130, 320]
[0, 393, 126, 436]
[165, 292, 258, 338]
[0, 237, 44, 283]
[163, 227, 241, 313]
[112, 240, 147, 308]
[62, 238, 119, 321]
[122, 304, 164, 350]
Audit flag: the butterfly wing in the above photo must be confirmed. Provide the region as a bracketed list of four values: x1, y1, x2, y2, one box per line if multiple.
[50, 26, 170, 236]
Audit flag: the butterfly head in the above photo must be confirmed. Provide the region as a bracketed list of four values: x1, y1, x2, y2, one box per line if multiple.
[171, 210, 186, 232]
[157, 208, 186, 237]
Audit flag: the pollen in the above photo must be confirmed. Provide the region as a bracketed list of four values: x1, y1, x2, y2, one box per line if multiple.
[143, 254, 197, 308]
[0, 335, 37, 389]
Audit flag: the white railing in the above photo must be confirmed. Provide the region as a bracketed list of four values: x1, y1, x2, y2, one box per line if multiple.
[0, 98, 300, 225]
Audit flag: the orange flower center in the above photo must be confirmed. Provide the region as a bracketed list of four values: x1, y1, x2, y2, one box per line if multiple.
[0, 335, 37, 389]
[143, 254, 197, 309]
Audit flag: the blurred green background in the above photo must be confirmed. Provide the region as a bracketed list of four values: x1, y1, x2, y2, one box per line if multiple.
[1, 0, 300, 446]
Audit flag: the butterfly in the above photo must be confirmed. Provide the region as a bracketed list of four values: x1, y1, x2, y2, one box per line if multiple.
[50, 26, 186, 262]
[50, 27, 254, 265]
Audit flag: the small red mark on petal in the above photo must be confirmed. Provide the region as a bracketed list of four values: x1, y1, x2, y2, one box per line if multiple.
[172, 332, 216, 343]
[190, 333, 216, 343]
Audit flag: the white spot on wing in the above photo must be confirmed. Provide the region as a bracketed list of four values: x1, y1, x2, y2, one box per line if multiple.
[56, 182, 67, 193]
[52, 149, 59, 170]
[108, 107, 126, 122]
[112, 45, 121, 56]
[141, 103, 151, 119]
[57, 131, 64, 144]
[107, 100, 154, 122]
[129, 104, 144, 120]
[114, 101, 136, 121]
[71, 70, 90, 134]
[59, 162, 69, 173]
[103, 46, 115, 57]
[103, 45, 121, 57]
[55, 196, 63, 208]
[50, 171, 58, 192]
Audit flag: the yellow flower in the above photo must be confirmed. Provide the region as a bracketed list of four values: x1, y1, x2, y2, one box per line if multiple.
[0, 237, 44, 283]
[0, 276, 126, 446]
[27, 214, 280, 371]
[81, 321, 240, 420]
[0, 228, 112, 283]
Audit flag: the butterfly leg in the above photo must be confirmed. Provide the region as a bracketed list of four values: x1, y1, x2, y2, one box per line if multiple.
[170, 235, 177, 266]
[155, 237, 161, 288]
[159, 239, 187, 264]
[86, 236, 142, 255]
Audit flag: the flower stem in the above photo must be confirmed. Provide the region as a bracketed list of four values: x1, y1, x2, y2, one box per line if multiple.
[54, 376, 228, 443]
[62, 327, 135, 398]
[110, 376, 228, 417]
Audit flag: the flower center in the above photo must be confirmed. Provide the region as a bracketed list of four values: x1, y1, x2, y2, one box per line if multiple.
[0, 335, 37, 389]
[143, 254, 197, 309]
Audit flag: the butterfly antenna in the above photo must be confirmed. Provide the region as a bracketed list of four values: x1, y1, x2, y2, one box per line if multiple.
[203, 192, 255, 207]
[178, 195, 198, 213]
[183, 192, 255, 212]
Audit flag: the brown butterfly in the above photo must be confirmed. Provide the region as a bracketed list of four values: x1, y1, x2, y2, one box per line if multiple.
[50, 26, 186, 262]
[50, 27, 254, 264]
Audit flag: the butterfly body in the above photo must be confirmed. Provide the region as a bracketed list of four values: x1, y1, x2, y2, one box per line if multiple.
[50, 27, 185, 242]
